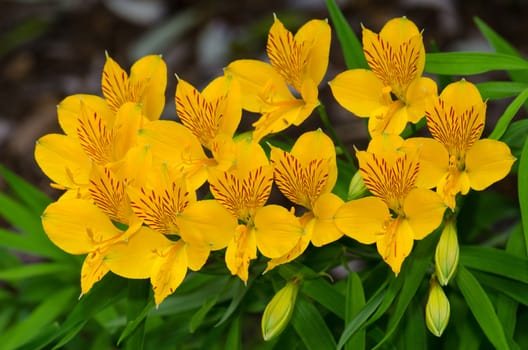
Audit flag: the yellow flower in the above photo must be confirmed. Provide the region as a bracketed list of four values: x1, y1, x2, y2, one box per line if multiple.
[175, 75, 241, 150]
[127, 162, 237, 304]
[225, 16, 330, 141]
[41, 198, 142, 295]
[264, 130, 343, 272]
[102, 53, 167, 120]
[208, 138, 303, 282]
[334, 135, 446, 274]
[406, 80, 516, 210]
[329, 17, 437, 136]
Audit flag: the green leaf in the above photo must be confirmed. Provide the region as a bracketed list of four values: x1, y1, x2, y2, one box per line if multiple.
[519, 135, 528, 255]
[291, 297, 336, 350]
[0, 192, 46, 237]
[325, 0, 368, 69]
[456, 266, 510, 350]
[0, 262, 76, 281]
[474, 17, 528, 82]
[0, 228, 66, 260]
[215, 278, 250, 327]
[489, 88, 528, 140]
[345, 272, 365, 350]
[502, 119, 528, 162]
[122, 279, 150, 350]
[471, 270, 528, 306]
[400, 302, 426, 350]
[0, 287, 77, 350]
[425, 52, 528, 75]
[224, 315, 241, 350]
[189, 295, 219, 333]
[477, 81, 528, 100]
[460, 245, 528, 283]
[0, 164, 52, 215]
[336, 288, 386, 350]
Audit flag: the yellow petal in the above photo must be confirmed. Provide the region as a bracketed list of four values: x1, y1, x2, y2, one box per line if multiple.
[253, 205, 304, 258]
[42, 198, 122, 254]
[129, 55, 167, 121]
[184, 243, 211, 271]
[81, 251, 110, 295]
[379, 17, 421, 48]
[376, 216, 414, 275]
[367, 101, 407, 136]
[294, 19, 331, 87]
[105, 226, 170, 279]
[439, 79, 485, 120]
[57, 94, 112, 136]
[465, 139, 515, 191]
[111, 102, 145, 161]
[403, 137, 449, 189]
[225, 59, 292, 112]
[225, 224, 257, 283]
[405, 77, 438, 123]
[102, 54, 130, 114]
[311, 193, 344, 246]
[333, 196, 388, 244]
[329, 69, 385, 117]
[177, 199, 237, 250]
[203, 75, 242, 140]
[151, 241, 188, 306]
[264, 231, 311, 273]
[35, 134, 91, 189]
[251, 99, 309, 142]
[404, 188, 446, 240]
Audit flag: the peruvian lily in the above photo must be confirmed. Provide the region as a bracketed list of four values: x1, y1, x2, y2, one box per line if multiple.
[329, 17, 437, 136]
[405, 80, 515, 210]
[334, 135, 446, 274]
[127, 162, 237, 304]
[208, 138, 303, 283]
[225, 16, 330, 142]
[265, 130, 343, 272]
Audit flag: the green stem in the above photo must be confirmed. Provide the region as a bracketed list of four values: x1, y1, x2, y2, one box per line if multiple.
[317, 103, 356, 169]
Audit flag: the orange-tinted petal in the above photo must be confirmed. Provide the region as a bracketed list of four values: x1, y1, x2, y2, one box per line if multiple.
[465, 139, 515, 191]
[334, 196, 388, 244]
[329, 69, 385, 117]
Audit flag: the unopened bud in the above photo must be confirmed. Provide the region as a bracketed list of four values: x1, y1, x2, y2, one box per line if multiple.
[425, 277, 450, 337]
[435, 219, 459, 286]
[261, 280, 300, 341]
[347, 170, 368, 200]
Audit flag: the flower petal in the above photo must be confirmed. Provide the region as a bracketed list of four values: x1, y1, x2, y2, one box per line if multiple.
[404, 188, 446, 240]
[405, 77, 438, 123]
[129, 55, 167, 121]
[225, 225, 257, 283]
[466, 139, 516, 191]
[376, 217, 414, 275]
[151, 241, 188, 306]
[57, 94, 112, 137]
[403, 137, 449, 189]
[311, 193, 344, 246]
[334, 196, 388, 244]
[329, 69, 385, 117]
[294, 19, 331, 86]
[81, 251, 109, 295]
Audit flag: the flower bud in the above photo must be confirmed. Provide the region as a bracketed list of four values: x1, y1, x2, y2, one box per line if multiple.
[347, 170, 368, 200]
[435, 219, 459, 286]
[425, 277, 450, 337]
[261, 280, 300, 341]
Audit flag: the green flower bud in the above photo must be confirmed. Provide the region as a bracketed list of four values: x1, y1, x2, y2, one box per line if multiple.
[261, 280, 300, 341]
[435, 219, 459, 286]
[347, 170, 368, 200]
[425, 277, 450, 337]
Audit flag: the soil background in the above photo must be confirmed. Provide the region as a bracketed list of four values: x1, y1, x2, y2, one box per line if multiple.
[1, 0, 527, 197]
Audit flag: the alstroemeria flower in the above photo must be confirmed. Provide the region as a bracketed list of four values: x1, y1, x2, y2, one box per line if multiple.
[102, 53, 167, 120]
[334, 135, 446, 274]
[406, 80, 515, 210]
[225, 16, 330, 141]
[329, 17, 437, 136]
[127, 162, 237, 304]
[208, 138, 303, 283]
[175, 75, 241, 150]
[41, 198, 142, 295]
[265, 130, 343, 272]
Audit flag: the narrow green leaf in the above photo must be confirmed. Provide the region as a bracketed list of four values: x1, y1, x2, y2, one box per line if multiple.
[477, 81, 528, 100]
[0, 228, 64, 260]
[224, 315, 241, 350]
[401, 302, 426, 350]
[122, 279, 150, 350]
[489, 88, 528, 140]
[189, 295, 219, 333]
[0, 192, 45, 237]
[471, 270, 528, 306]
[460, 245, 528, 283]
[345, 272, 365, 350]
[425, 52, 528, 75]
[502, 119, 528, 161]
[474, 17, 528, 82]
[291, 297, 336, 350]
[0, 262, 75, 281]
[0, 287, 77, 350]
[215, 278, 250, 326]
[325, 0, 368, 69]
[456, 266, 510, 350]
[0, 164, 51, 215]
[519, 136, 528, 255]
[336, 289, 385, 350]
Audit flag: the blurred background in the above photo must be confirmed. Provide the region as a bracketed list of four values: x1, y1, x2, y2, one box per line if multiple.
[1, 0, 527, 196]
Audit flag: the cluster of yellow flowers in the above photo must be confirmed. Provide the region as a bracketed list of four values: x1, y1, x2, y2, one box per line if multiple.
[35, 16, 515, 306]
